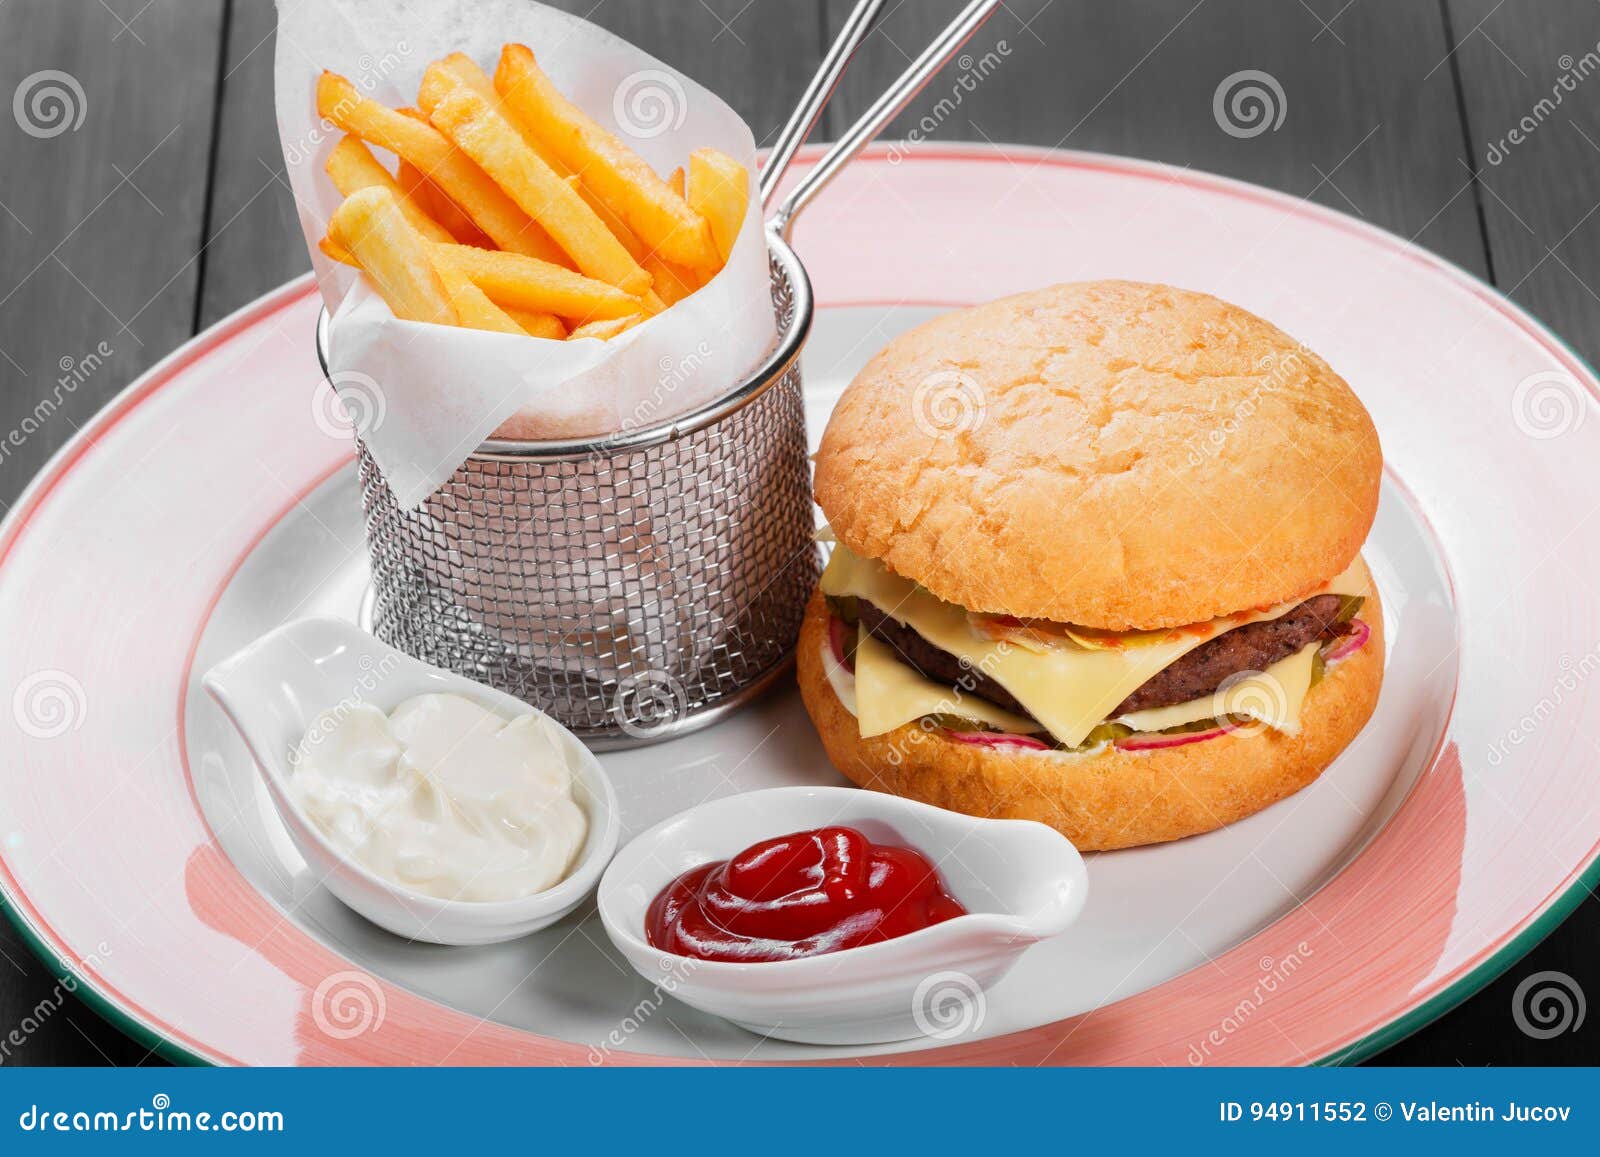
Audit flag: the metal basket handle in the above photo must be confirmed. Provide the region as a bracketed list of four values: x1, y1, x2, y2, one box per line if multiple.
[766, 0, 1002, 240]
[758, 0, 889, 208]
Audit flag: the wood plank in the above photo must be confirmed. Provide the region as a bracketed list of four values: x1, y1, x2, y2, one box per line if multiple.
[822, 0, 1488, 273]
[539, 0, 826, 146]
[196, 0, 309, 329]
[0, 0, 226, 494]
[1447, 0, 1600, 362]
[0, 0, 225, 1066]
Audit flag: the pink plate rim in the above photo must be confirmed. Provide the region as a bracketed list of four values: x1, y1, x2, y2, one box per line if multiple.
[1, 142, 1597, 1066]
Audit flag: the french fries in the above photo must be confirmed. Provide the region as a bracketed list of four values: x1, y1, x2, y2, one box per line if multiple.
[433, 243, 641, 321]
[422, 56, 667, 313]
[317, 72, 566, 264]
[431, 257, 526, 335]
[314, 45, 747, 342]
[325, 137, 456, 245]
[318, 233, 358, 267]
[330, 187, 456, 326]
[428, 85, 652, 295]
[568, 314, 644, 341]
[495, 45, 720, 273]
[503, 307, 568, 340]
[397, 158, 494, 247]
[640, 253, 697, 307]
[687, 147, 749, 264]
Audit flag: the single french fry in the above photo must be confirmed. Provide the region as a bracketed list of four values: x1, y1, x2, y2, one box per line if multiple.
[433, 242, 641, 321]
[503, 307, 567, 340]
[419, 55, 506, 117]
[428, 85, 652, 296]
[396, 158, 494, 247]
[640, 253, 697, 306]
[324, 136, 456, 245]
[330, 188, 456, 326]
[318, 233, 359, 267]
[317, 71, 567, 264]
[391, 109, 496, 246]
[667, 167, 685, 198]
[568, 314, 642, 341]
[687, 147, 748, 264]
[495, 45, 719, 272]
[416, 61, 461, 119]
[430, 255, 526, 335]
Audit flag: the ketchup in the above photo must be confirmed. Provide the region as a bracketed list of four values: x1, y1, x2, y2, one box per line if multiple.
[645, 826, 968, 962]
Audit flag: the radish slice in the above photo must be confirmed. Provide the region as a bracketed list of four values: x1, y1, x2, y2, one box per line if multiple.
[1116, 722, 1238, 751]
[827, 616, 854, 672]
[943, 730, 1052, 751]
[1323, 618, 1371, 664]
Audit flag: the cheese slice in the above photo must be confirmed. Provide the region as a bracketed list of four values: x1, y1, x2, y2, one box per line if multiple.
[1114, 642, 1319, 736]
[821, 545, 1364, 747]
[851, 631, 1040, 737]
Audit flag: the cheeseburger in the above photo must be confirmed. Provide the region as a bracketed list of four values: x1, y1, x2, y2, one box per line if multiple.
[798, 280, 1384, 851]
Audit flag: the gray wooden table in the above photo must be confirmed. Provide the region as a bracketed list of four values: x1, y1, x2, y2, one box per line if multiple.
[1, 0, 1595, 1066]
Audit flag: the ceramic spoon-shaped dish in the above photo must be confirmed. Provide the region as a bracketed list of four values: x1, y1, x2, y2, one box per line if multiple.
[203, 617, 621, 946]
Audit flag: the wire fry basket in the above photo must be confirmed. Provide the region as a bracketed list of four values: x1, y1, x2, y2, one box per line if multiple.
[314, 0, 998, 748]
[318, 241, 816, 749]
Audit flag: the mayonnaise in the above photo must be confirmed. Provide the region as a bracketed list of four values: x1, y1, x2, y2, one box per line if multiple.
[289, 693, 588, 902]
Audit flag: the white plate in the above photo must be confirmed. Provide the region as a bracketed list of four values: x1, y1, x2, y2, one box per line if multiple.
[1, 145, 1595, 1065]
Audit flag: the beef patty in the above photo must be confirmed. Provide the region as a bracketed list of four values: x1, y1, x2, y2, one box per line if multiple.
[854, 593, 1350, 722]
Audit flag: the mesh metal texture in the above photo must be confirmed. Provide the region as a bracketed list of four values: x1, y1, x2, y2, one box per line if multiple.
[352, 243, 819, 747]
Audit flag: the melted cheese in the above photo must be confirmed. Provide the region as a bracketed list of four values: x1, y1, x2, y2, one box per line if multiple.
[821, 546, 1364, 747]
[1114, 642, 1319, 736]
[851, 632, 1039, 737]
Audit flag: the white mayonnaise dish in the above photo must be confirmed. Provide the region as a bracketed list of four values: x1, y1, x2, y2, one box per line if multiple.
[288, 692, 588, 902]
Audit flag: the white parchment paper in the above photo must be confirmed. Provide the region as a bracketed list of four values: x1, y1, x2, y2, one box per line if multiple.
[275, 0, 774, 508]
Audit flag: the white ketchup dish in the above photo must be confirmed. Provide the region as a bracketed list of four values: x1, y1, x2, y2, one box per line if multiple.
[597, 786, 1088, 1046]
[203, 617, 620, 945]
